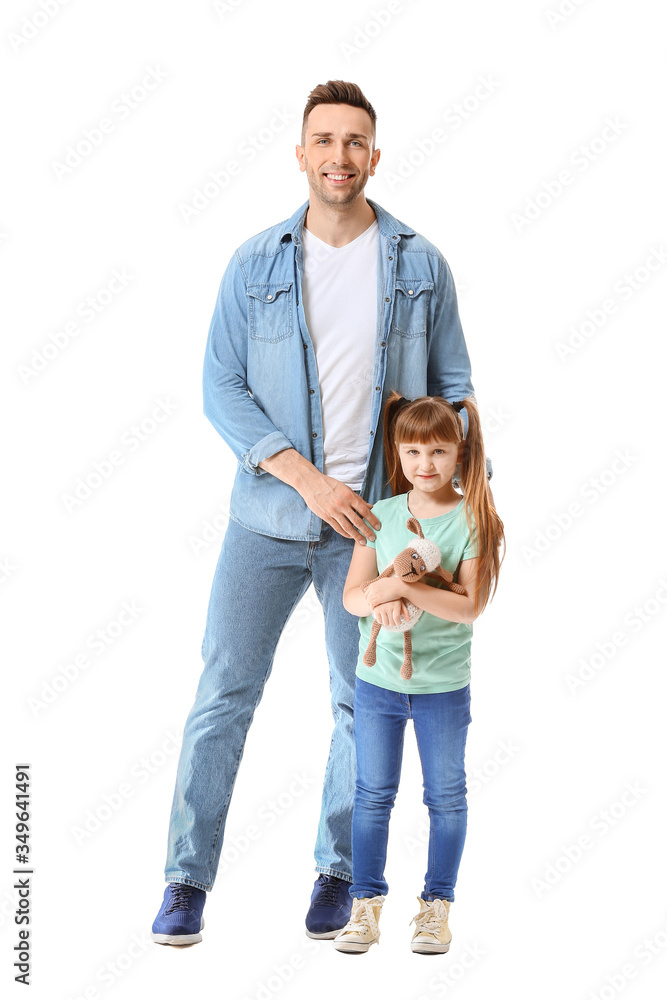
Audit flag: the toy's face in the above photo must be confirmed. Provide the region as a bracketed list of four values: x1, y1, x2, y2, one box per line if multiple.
[395, 548, 427, 583]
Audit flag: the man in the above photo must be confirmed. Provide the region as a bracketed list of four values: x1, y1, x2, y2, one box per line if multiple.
[151, 80, 482, 946]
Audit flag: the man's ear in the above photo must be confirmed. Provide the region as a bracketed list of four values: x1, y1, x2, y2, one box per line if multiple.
[295, 144, 306, 172]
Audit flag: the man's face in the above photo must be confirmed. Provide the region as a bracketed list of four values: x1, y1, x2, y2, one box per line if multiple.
[296, 103, 381, 208]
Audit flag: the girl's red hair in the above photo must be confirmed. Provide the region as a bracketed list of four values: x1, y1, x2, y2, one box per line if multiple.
[382, 390, 504, 615]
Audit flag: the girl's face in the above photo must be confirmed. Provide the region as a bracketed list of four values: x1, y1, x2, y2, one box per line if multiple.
[398, 438, 462, 491]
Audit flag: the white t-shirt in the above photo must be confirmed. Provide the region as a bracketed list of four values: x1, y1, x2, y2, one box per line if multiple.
[301, 218, 378, 490]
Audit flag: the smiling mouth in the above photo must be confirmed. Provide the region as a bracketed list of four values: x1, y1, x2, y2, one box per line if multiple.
[323, 173, 354, 184]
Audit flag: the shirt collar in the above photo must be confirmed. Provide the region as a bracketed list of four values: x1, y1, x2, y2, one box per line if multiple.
[279, 196, 415, 244]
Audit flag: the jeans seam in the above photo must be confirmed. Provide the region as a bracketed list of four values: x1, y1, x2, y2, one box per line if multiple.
[413, 717, 434, 893]
[414, 686, 472, 898]
[164, 874, 208, 891]
[315, 866, 353, 883]
[205, 568, 314, 880]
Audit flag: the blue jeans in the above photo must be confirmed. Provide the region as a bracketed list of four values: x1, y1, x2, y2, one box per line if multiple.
[164, 516, 360, 891]
[350, 677, 472, 902]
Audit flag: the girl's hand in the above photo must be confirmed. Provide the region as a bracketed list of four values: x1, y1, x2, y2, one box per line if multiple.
[364, 576, 406, 609]
[373, 600, 409, 627]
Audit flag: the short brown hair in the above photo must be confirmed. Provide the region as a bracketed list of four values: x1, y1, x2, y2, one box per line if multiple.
[301, 80, 377, 146]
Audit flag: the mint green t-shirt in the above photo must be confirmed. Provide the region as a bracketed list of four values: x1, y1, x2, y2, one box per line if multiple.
[356, 492, 478, 694]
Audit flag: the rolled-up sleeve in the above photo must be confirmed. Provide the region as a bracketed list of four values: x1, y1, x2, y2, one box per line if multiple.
[202, 251, 294, 476]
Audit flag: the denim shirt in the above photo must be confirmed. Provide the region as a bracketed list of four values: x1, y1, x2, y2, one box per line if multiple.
[203, 196, 478, 541]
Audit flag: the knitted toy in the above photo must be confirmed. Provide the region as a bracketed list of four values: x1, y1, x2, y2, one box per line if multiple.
[360, 517, 467, 681]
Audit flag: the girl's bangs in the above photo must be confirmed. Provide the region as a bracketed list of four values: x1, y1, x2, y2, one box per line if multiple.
[395, 403, 462, 444]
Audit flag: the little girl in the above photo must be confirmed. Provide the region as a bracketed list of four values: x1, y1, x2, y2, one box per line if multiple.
[334, 390, 504, 955]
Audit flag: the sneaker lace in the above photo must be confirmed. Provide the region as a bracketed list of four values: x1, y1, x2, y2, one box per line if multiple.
[165, 884, 198, 914]
[313, 875, 344, 907]
[410, 898, 448, 934]
[345, 897, 384, 937]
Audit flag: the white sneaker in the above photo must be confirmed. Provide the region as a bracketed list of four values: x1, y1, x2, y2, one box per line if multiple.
[410, 896, 452, 954]
[333, 895, 385, 953]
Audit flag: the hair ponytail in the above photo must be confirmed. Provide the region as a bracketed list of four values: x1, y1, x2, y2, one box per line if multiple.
[455, 397, 504, 616]
[382, 391, 413, 496]
[382, 390, 504, 617]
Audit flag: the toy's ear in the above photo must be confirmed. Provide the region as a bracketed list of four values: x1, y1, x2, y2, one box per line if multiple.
[406, 517, 424, 538]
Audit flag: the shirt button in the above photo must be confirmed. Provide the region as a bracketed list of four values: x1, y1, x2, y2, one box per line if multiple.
[309, 388, 315, 394]
[312, 432, 318, 438]
[370, 430, 374, 435]
[408, 289, 414, 295]
[375, 386, 380, 391]
[384, 297, 390, 302]
[388, 255, 393, 260]
[392, 235, 398, 240]
[380, 341, 386, 347]
[267, 294, 273, 300]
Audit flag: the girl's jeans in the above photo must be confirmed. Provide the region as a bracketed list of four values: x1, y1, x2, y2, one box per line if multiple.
[163, 516, 360, 891]
[350, 676, 472, 902]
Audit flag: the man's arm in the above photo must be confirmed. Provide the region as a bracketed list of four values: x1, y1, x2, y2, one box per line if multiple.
[203, 251, 294, 476]
[258, 448, 381, 544]
[203, 252, 380, 542]
[340, 533, 409, 623]
[427, 255, 474, 405]
[428, 255, 493, 481]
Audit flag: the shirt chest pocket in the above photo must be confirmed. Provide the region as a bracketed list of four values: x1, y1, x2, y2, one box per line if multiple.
[247, 281, 294, 342]
[391, 278, 434, 338]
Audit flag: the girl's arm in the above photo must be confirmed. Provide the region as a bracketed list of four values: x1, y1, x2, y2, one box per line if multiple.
[342, 541, 380, 617]
[343, 542, 411, 622]
[396, 558, 487, 625]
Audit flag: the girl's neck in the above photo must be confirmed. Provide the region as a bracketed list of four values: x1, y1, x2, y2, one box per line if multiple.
[406, 485, 462, 518]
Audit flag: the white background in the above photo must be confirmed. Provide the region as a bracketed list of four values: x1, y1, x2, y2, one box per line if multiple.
[3, 0, 667, 997]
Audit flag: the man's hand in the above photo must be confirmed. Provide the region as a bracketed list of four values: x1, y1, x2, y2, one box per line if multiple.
[363, 576, 407, 608]
[257, 448, 381, 542]
[298, 473, 381, 542]
[372, 599, 409, 627]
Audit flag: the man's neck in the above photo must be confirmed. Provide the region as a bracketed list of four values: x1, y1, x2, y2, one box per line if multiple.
[303, 195, 376, 248]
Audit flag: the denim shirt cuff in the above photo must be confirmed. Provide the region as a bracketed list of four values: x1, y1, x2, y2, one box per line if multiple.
[452, 455, 493, 490]
[241, 431, 294, 476]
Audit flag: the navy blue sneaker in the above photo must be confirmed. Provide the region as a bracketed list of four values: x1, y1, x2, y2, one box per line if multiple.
[305, 874, 353, 939]
[152, 883, 207, 945]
